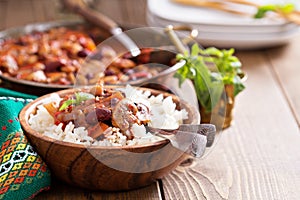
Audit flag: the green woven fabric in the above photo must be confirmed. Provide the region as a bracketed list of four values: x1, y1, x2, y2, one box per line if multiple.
[0, 88, 51, 200]
[0, 88, 37, 100]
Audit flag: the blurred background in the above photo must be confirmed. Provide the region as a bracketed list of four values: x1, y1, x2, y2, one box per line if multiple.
[0, 0, 147, 30]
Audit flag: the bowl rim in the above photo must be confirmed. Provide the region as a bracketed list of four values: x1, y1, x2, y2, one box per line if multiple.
[19, 85, 199, 150]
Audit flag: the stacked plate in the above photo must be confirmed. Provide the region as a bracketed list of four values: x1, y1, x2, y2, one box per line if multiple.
[147, 0, 300, 49]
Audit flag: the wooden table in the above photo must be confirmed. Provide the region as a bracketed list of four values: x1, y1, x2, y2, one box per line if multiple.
[1, 0, 300, 199]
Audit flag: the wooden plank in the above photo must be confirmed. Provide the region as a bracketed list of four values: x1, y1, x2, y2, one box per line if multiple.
[161, 51, 300, 199]
[41, 0, 57, 21]
[123, 0, 147, 26]
[3, 0, 73, 29]
[0, 0, 7, 30]
[1, 0, 59, 30]
[93, 0, 125, 25]
[93, 0, 147, 26]
[5, 0, 35, 28]
[265, 36, 300, 126]
[35, 178, 162, 199]
[31, 0, 48, 22]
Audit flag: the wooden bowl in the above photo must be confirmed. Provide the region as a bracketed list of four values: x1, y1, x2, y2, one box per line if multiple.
[19, 86, 200, 191]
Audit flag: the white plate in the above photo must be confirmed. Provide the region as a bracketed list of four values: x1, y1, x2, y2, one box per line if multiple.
[147, 9, 298, 34]
[147, 0, 299, 27]
[196, 29, 299, 49]
[147, 11, 300, 49]
[147, 0, 300, 49]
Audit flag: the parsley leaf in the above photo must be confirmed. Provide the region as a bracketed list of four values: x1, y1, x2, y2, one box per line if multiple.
[174, 43, 245, 112]
[254, 3, 295, 19]
[59, 92, 95, 111]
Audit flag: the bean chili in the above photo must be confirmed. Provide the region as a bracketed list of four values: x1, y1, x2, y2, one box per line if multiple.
[0, 27, 170, 86]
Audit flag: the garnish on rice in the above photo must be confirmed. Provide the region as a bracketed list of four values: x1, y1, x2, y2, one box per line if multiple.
[29, 84, 188, 146]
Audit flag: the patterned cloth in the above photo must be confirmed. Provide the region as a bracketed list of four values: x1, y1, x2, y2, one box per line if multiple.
[0, 88, 51, 200]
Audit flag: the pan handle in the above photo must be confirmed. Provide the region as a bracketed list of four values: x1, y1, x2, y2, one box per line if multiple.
[172, 25, 199, 44]
[62, 0, 118, 32]
[164, 25, 199, 54]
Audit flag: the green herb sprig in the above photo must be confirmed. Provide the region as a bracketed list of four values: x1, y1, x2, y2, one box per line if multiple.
[174, 43, 245, 112]
[254, 3, 295, 19]
[59, 92, 95, 111]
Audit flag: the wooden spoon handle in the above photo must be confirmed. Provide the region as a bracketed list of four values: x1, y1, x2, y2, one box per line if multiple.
[76, 7, 118, 32]
[62, 0, 118, 33]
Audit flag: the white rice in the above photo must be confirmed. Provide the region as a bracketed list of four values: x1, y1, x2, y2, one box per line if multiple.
[28, 85, 188, 146]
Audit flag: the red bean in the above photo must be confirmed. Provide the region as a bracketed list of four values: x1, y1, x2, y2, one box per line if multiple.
[95, 107, 111, 121]
[86, 107, 111, 125]
[77, 50, 89, 57]
[44, 60, 64, 72]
